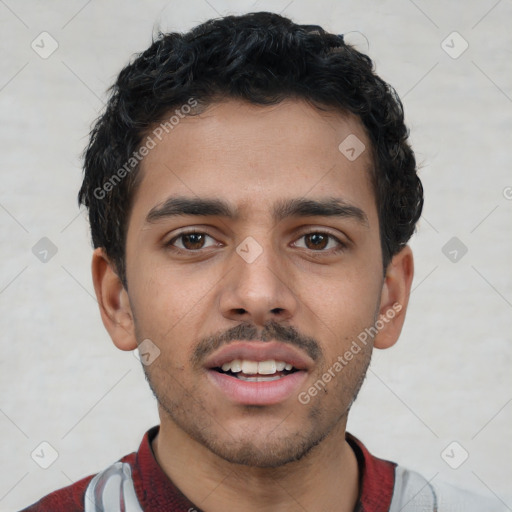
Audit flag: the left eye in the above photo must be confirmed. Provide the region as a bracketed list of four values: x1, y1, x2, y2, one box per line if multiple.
[293, 232, 343, 251]
[169, 232, 217, 251]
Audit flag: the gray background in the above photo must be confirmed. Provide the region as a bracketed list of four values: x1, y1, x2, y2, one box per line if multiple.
[1, 0, 511, 510]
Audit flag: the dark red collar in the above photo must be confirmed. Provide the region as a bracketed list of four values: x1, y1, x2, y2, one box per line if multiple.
[131, 426, 396, 512]
[346, 432, 396, 511]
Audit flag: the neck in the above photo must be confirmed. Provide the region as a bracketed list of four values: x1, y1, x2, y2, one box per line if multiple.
[152, 416, 359, 512]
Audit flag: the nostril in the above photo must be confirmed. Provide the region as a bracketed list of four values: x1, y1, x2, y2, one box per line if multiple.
[271, 308, 284, 314]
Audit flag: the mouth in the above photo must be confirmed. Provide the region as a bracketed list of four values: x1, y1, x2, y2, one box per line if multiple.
[204, 342, 312, 405]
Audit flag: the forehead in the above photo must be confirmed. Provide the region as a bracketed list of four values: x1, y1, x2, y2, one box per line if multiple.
[130, 98, 377, 226]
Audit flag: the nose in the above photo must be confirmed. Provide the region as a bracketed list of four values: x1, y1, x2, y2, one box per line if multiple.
[219, 238, 299, 327]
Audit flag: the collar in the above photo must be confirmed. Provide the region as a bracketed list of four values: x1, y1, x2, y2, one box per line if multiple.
[346, 432, 396, 511]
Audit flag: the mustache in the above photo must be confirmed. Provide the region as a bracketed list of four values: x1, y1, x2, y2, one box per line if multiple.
[191, 320, 321, 367]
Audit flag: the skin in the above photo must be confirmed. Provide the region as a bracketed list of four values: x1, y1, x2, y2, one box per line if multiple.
[92, 98, 414, 512]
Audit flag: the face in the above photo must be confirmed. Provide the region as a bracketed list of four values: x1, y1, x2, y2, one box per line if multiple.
[120, 99, 390, 467]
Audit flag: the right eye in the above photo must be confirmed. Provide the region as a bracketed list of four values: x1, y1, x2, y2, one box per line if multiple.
[166, 231, 219, 252]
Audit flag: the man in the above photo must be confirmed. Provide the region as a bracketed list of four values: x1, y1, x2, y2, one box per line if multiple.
[21, 11, 503, 512]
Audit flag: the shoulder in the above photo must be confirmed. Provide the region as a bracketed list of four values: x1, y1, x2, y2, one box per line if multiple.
[18, 474, 93, 512]
[19, 452, 136, 512]
[390, 465, 507, 512]
[433, 479, 507, 512]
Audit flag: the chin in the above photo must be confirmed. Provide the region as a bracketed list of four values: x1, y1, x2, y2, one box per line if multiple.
[197, 427, 327, 468]
[174, 402, 338, 468]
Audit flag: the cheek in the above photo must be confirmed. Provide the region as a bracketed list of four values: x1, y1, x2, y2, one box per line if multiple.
[129, 258, 212, 324]
[296, 268, 382, 330]
[127, 260, 225, 370]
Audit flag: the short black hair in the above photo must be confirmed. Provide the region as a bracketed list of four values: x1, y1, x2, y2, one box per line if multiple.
[78, 11, 423, 285]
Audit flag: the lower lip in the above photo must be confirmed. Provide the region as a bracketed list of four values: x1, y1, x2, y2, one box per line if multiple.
[207, 370, 308, 405]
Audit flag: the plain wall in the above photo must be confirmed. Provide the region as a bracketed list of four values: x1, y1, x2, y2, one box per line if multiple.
[1, 1, 511, 510]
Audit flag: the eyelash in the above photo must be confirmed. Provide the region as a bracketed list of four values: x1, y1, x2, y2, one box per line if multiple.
[165, 230, 347, 255]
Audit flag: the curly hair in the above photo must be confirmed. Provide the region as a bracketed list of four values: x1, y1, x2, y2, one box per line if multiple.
[79, 11, 423, 285]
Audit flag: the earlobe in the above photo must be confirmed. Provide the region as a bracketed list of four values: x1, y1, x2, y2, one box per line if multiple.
[373, 245, 414, 350]
[91, 248, 138, 351]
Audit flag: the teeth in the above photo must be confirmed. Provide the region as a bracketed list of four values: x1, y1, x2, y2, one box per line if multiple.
[275, 361, 286, 371]
[230, 360, 242, 372]
[258, 360, 277, 375]
[222, 359, 242, 373]
[241, 360, 259, 374]
[219, 359, 294, 375]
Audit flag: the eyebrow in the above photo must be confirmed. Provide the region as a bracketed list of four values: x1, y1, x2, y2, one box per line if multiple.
[146, 196, 368, 226]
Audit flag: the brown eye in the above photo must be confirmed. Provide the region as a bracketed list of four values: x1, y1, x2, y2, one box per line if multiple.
[181, 233, 206, 250]
[303, 233, 329, 250]
[293, 232, 345, 253]
[169, 232, 217, 251]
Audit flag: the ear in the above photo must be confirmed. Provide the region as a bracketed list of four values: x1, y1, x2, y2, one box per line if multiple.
[91, 247, 137, 351]
[373, 245, 414, 350]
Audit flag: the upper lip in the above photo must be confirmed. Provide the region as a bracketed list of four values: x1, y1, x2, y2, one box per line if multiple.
[204, 341, 314, 371]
